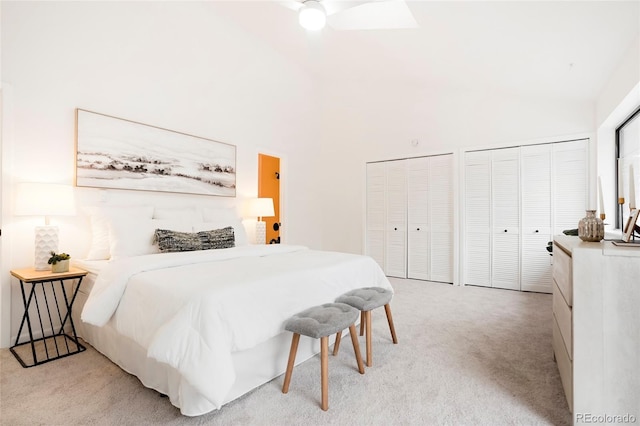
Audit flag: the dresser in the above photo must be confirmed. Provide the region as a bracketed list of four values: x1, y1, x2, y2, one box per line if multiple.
[552, 235, 640, 421]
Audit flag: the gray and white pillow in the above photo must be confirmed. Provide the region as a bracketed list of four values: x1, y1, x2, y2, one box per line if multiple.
[154, 227, 235, 252]
[198, 226, 235, 250]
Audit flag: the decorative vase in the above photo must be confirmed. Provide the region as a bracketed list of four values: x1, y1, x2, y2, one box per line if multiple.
[578, 210, 604, 242]
[51, 259, 70, 273]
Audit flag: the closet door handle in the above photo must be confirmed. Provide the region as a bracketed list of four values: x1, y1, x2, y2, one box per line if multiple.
[417, 228, 420, 231]
[504, 229, 508, 233]
[394, 227, 398, 231]
[535, 230, 539, 233]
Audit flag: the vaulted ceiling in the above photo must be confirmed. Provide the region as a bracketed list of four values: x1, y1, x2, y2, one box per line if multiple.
[209, 1, 639, 102]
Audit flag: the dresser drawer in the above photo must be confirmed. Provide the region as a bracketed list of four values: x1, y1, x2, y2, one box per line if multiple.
[552, 243, 572, 306]
[552, 316, 573, 412]
[552, 279, 572, 359]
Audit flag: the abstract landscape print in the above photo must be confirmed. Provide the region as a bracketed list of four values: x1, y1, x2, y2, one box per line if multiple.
[75, 109, 236, 196]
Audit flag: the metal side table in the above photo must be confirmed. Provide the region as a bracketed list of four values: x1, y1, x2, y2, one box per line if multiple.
[10, 267, 88, 368]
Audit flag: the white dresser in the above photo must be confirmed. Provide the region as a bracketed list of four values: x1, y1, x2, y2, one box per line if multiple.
[552, 235, 640, 422]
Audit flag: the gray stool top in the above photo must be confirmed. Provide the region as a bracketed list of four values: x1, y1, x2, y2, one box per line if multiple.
[285, 303, 359, 339]
[335, 287, 393, 311]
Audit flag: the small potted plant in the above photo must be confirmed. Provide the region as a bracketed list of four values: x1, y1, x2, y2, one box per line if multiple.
[48, 251, 71, 273]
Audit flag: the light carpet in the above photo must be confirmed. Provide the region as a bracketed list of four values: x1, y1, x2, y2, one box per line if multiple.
[0, 278, 570, 425]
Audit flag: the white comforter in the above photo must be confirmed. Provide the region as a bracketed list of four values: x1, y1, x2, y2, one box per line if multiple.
[81, 245, 392, 409]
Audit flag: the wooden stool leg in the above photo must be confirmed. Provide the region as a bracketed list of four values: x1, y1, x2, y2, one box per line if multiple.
[320, 336, 329, 411]
[384, 303, 398, 344]
[359, 311, 365, 336]
[348, 324, 365, 374]
[282, 333, 300, 394]
[365, 310, 372, 367]
[332, 331, 342, 356]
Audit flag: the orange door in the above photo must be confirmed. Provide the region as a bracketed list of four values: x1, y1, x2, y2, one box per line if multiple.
[258, 154, 280, 244]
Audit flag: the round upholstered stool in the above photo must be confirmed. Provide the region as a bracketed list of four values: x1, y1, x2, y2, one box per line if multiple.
[282, 302, 365, 411]
[335, 287, 397, 367]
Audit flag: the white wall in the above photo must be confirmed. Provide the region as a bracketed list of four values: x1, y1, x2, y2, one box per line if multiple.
[0, 1, 323, 347]
[318, 79, 596, 255]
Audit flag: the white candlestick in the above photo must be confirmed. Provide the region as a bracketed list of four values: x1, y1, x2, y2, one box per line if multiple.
[598, 176, 605, 216]
[630, 165, 636, 210]
[618, 159, 624, 203]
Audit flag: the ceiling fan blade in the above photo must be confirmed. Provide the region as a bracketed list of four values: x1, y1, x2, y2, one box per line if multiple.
[327, 0, 418, 30]
[321, 0, 371, 16]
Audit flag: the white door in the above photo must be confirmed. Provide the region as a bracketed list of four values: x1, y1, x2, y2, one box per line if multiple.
[407, 157, 429, 280]
[491, 147, 520, 291]
[366, 163, 385, 270]
[464, 151, 492, 287]
[385, 160, 407, 278]
[521, 144, 553, 293]
[429, 155, 454, 283]
[553, 140, 588, 235]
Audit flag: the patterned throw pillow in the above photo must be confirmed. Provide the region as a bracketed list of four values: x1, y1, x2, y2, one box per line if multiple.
[154, 227, 235, 252]
[198, 226, 235, 250]
[153, 229, 203, 252]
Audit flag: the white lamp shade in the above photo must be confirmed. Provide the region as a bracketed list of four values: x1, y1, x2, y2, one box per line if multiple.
[299, 0, 326, 30]
[247, 198, 275, 219]
[15, 182, 76, 218]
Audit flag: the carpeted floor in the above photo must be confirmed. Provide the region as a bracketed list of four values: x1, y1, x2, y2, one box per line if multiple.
[0, 278, 571, 425]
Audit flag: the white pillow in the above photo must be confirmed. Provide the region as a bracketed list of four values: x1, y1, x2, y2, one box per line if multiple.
[153, 207, 203, 222]
[109, 218, 192, 259]
[199, 207, 248, 246]
[85, 206, 154, 260]
[201, 207, 239, 224]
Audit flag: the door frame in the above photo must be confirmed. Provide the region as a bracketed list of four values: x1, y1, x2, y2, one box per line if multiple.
[257, 151, 285, 243]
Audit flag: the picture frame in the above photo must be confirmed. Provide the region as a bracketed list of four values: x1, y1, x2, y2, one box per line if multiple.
[622, 208, 640, 242]
[75, 109, 236, 197]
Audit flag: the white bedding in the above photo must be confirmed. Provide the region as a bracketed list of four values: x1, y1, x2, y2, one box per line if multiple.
[81, 245, 392, 410]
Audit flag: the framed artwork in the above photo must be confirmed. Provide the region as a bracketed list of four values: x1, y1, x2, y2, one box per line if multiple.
[75, 109, 236, 197]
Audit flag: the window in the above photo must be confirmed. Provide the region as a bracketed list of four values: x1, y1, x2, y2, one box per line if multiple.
[616, 107, 640, 229]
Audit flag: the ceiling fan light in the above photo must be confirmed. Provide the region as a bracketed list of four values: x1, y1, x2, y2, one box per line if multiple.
[299, 0, 326, 31]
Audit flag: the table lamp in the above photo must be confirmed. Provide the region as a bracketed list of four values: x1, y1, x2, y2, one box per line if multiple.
[247, 198, 275, 244]
[14, 183, 76, 270]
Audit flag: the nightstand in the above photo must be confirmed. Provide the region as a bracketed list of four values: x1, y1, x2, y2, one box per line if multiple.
[10, 267, 88, 368]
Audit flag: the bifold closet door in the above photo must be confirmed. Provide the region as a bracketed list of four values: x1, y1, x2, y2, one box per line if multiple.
[553, 140, 588, 235]
[491, 148, 520, 291]
[521, 144, 552, 293]
[429, 155, 454, 283]
[464, 151, 491, 287]
[407, 154, 453, 282]
[385, 160, 408, 278]
[407, 157, 430, 280]
[366, 162, 385, 270]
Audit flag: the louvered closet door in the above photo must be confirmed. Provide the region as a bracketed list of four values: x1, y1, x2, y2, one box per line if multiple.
[553, 140, 588, 235]
[521, 144, 552, 293]
[385, 160, 407, 278]
[429, 155, 454, 283]
[407, 157, 430, 280]
[465, 151, 491, 287]
[366, 162, 385, 270]
[491, 148, 520, 291]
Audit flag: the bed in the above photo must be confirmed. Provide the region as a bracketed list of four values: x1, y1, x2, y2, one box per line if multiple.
[71, 206, 392, 416]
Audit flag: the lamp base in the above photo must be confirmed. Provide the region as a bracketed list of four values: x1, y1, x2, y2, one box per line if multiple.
[35, 225, 59, 271]
[255, 221, 267, 245]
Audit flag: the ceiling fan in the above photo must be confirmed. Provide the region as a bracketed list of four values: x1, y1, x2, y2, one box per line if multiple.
[280, 0, 419, 31]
